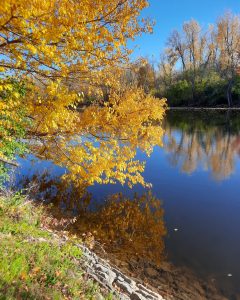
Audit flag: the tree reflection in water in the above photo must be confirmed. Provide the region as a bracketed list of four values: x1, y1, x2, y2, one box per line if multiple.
[19, 174, 233, 300]
[164, 110, 240, 180]
[20, 174, 166, 266]
[14, 110, 240, 299]
[71, 192, 166, 265]
[17, 156, 240, 297]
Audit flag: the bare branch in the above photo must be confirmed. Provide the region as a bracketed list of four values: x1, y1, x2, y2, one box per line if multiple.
[0, 157, 19, 167]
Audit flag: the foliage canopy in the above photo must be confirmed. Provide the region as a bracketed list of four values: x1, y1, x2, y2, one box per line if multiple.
[0, 0, 166, 189]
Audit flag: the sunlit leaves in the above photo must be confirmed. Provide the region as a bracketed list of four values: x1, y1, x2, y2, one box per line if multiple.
[31, 86, 166, 189]
[0, 0, 152, 82]
[0, 0, 166, 189]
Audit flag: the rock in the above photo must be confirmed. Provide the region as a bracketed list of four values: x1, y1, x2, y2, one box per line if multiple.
[131, 291, 159, 300]
[95, 263, 110, 273]
[115, 279, 135, 295]
[130, 292, 146, 300]
[117, 274, 135, 285]
[137, 284, 160, 296]
[48, 232, 166, 300]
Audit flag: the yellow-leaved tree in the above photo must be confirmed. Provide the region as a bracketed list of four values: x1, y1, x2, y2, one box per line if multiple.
[0, 0, 166, 190]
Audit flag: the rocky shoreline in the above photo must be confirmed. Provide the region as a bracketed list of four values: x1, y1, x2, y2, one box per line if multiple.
[44, 229, 232, 300]
[89, 243, 233, 300]
[79, 244, 164, 300]
[41, 230, 165, 300]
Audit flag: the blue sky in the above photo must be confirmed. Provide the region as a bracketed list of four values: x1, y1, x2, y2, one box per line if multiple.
[130, 0, 240, 61]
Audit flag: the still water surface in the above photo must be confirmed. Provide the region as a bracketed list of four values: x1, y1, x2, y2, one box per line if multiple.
[15, 110, 240, 298]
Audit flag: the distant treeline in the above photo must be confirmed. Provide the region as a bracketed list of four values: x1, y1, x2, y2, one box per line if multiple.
[126, 12, 240, 107]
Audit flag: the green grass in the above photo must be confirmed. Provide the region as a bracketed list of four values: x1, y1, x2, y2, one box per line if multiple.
[0, 192, 106, 300]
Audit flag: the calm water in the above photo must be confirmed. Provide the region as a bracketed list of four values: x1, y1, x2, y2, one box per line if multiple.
[15, 110, 240, 298]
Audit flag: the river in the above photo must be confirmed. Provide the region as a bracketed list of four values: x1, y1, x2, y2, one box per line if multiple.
[14, 110, 240, 299]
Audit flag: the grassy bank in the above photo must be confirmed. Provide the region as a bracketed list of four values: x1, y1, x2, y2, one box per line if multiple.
[0, 191, 107, 300]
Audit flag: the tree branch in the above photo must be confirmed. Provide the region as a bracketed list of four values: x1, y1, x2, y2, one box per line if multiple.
[0, 157, 19, 167]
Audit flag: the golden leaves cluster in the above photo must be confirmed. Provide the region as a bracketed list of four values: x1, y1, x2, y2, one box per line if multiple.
[0, 0, 151, 82]
[1, 0, 166, 189]
[32, 84, 166, 188]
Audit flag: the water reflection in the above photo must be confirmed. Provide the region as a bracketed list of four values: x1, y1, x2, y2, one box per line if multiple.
[70, 192, 166, 265]
[14, 110, 240, 299]
[20, 174, 166, 265]
[164, 110, 240, 180]
[18, 173, 233, 300]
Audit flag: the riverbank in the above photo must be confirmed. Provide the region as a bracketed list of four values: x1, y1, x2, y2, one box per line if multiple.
[0, 190, 234, 300]
[0, 191, 105, 299]
[0, 191, 164, 300]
